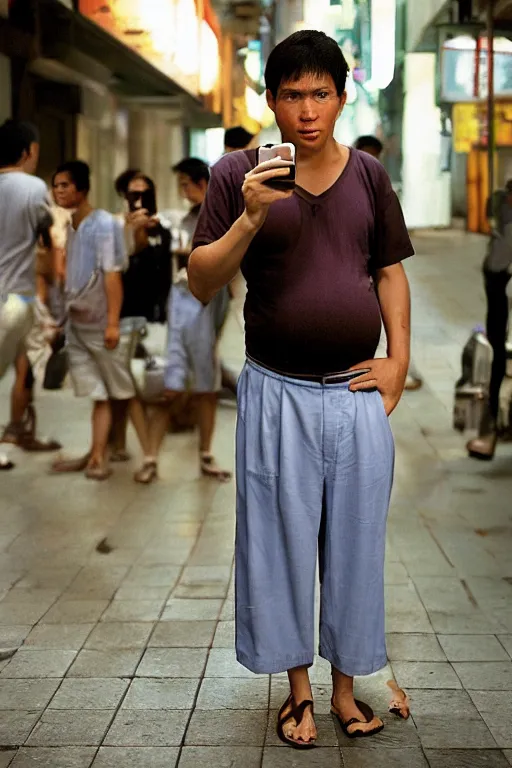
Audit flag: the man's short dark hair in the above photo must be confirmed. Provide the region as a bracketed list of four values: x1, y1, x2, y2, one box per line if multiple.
[355, 135, 383, 154]
[265, 30, 349, 98]
[53, 160, 91, 193]
[225, 126, 254, 150]
[115, 168, 141, 197]
[172, 158, 210, 185]
[0, 120, 39, 168]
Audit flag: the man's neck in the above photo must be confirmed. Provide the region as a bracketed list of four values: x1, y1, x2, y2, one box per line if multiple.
[72, 200, 94, 230]
[0, 163, 25, 175]
[296, 137, 343, 169]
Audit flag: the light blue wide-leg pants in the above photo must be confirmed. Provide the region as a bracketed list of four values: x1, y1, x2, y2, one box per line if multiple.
[235, 359, 395, 677]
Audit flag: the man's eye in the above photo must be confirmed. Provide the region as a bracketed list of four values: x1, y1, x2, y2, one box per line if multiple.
[284, 93, 299, 102]
[317, 92, 329, 100]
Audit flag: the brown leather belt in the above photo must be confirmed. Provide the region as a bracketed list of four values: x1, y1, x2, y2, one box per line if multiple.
[246, 355, 367, 385]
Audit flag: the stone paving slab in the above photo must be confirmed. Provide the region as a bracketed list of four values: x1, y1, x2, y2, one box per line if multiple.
[9, 748, 97, 768]
[0, 231, 511, 764]
[92, 747, 180, 767]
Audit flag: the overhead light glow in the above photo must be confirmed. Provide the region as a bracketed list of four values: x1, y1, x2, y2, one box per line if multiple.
[199, 21, 219, 94]
[368, 0, 396, 91]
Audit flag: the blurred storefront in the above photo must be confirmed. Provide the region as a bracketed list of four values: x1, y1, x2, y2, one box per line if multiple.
[403, 0, 512, 231]
[1, 0, 224, 210]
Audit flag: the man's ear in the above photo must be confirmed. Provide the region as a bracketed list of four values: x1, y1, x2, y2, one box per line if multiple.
[266, 88, 276, 115]
[338, 90, 348, 119]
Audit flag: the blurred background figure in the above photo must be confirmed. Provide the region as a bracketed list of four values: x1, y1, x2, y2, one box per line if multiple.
[224, 127, 255, 154]
[355, 134, 423, 393]
[51, 161, 151, 481]
[354, 135, 383, 159]
[110, 170, 173, 481]
[0, 120, 56, 470]
[467, 179, 512, 460]
[142, 157, 231, 482]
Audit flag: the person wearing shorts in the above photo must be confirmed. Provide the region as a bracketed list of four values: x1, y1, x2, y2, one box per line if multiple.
[145, 158, 231, 482]
[50, 161, 151, 481]
[0, 120, 53, 470]
[188, 31, 413, 747]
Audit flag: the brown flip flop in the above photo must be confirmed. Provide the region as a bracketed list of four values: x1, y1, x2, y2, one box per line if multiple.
[331, 699, 384, 739]
[277, 694, 317, 750]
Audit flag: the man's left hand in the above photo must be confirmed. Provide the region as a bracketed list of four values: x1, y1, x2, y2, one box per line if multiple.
[104, 324, 120, 350]
[349, 358, 408, 416]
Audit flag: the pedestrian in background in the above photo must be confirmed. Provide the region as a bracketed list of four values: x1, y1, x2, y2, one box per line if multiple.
[145, 157, 231, 482]
[189, 30, 413, 746]
[51, 161, 151, 480]
[467, 179, 512, 460]
[0, 120, 54, 470]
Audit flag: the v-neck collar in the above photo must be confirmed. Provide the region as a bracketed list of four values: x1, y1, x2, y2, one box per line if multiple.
[294, 147, 353, 205]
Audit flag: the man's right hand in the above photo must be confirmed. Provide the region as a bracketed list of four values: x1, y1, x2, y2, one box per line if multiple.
[242, 157, 294, 231]
[125, 208, 150, 232]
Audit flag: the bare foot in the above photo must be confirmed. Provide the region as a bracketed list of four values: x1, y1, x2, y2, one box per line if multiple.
[332, 694, 383, 736]
[280, 698, 317, 745]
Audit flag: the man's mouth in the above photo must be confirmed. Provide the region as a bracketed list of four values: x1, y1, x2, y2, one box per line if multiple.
[298, 129, 320, 140]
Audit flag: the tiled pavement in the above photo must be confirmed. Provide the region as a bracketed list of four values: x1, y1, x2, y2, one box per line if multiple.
[0, 230, 511, 767]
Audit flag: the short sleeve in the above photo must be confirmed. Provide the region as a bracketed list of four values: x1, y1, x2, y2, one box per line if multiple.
[97, 214, 127, 273]
[29, 181, 53, 236]
[372, 172, 414, 270]
[192, 157, 244, 249]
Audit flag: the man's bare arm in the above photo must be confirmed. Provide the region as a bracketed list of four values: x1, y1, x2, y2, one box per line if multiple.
[188, 213, 259, 304]
[376, 262, 410, 370]
[104, 271, 123, 350]
[349, 262, 410, 415]
[188, 159, 294, 304]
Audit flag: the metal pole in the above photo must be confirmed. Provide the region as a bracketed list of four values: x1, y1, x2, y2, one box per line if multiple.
[487, 0, 495, 200]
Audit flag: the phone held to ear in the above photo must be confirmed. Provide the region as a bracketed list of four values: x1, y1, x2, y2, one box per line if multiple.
[257, 143, 296, 191]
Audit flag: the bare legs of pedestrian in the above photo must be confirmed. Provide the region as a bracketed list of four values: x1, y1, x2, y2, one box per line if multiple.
[198, 393, 231, 481]
[85, 400, 112, 480]
[140, 392, 231, 483]
[109, 400, 130, 460]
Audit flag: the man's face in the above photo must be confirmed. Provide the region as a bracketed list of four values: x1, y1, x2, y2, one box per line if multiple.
[52, 172, 83, 210]
[127, 177, 150, 208]
[177, 172, 206, 205]
[267, 73, 346, 153]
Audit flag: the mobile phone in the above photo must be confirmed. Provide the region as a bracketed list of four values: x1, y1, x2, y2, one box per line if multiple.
[257, 143, 296, 190]
[127, 188, 157, 216]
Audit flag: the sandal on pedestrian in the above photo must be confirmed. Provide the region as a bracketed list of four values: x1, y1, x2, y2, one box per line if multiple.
[110, 449, 131, 463]
[200, 453, 232, 483]
[331, 699, 384, 739]
[134, 461, 158, 484]
[51, 453, 91, 473]
[84, 462, 112, 481]
[277, 694, 317, 750]
[0, 455, 14, 471]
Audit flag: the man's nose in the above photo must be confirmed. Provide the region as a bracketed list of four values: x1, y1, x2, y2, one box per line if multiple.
[300, 98, 317, 121]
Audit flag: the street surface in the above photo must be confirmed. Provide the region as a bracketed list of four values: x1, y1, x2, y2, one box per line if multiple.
[0, 230, 511, 767]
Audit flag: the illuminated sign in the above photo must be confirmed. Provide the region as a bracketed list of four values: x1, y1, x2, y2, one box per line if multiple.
[442, 36, 512, 103]
[78, 0, 220, 97]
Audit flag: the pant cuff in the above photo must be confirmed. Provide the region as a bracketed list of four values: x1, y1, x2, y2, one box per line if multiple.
[236, 651, 314, 675]
[319, 646, 388, 678]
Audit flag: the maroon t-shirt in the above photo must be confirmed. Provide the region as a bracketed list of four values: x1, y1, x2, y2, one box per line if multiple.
[193, 147, 414, 375]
